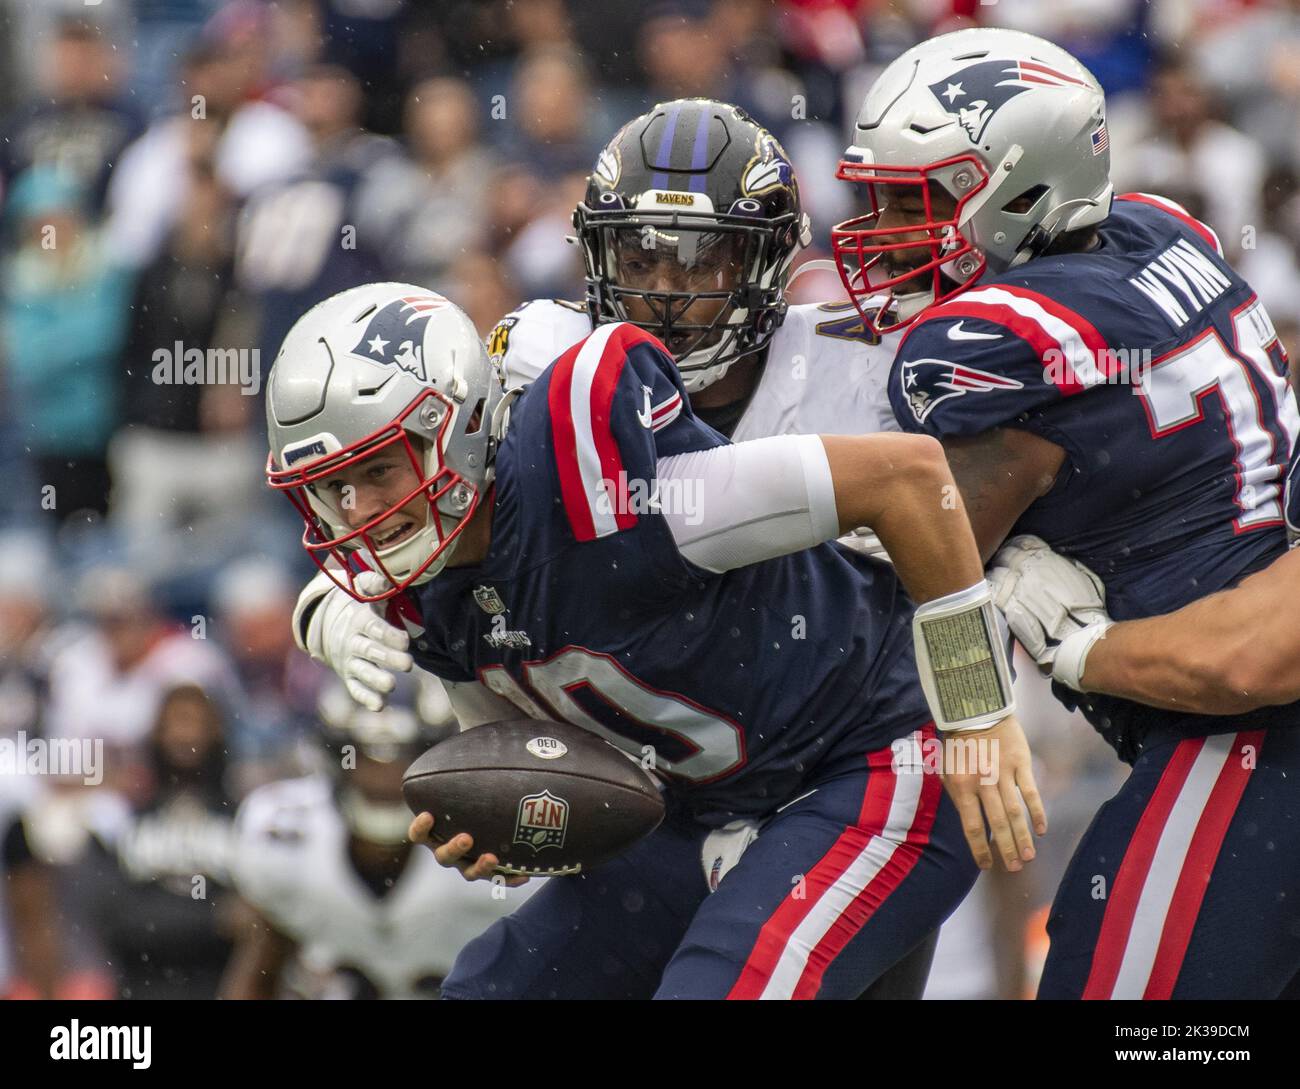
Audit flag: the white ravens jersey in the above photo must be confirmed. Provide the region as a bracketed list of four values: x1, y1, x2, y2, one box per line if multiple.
[487, 298, 903, 439]
[231, 776, 535, 998]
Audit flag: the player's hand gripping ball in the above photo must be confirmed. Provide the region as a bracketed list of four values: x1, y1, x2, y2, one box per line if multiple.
[404, 719, 665, 880]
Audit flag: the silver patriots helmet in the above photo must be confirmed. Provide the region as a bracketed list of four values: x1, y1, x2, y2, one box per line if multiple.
[831, 27, 1112, 332]
[265, 284, 508, 602]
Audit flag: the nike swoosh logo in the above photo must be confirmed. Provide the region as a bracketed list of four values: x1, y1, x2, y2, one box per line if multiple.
[636, 385, 654, 428]
[947, 321, 1003, 341]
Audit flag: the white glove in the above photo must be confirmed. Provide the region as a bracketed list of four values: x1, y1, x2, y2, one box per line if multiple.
[988, 535, 1113, 691]
[293, 570, 413, 710]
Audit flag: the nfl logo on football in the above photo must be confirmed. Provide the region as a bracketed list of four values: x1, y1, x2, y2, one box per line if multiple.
[514, 789, 569, 853]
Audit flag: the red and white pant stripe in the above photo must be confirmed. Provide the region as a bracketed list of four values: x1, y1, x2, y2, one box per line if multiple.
[728, 729, 942, 1000]
[1083, 729, 1262, 999]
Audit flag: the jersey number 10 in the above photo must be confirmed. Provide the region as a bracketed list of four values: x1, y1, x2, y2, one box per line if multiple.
[479, 649, 746, 783]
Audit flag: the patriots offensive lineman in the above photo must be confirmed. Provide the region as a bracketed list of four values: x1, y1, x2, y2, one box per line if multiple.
[265, 281, 1045, 999]
[833, 26, 1300, 997]
[221, 673, 531, 999]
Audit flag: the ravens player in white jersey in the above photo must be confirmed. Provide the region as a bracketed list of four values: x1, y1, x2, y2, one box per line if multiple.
[487, 99, 899, 446]
[221, 672, 532, 999]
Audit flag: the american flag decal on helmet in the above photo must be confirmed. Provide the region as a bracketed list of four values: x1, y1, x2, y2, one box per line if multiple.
[1091, 123, 1109, 155]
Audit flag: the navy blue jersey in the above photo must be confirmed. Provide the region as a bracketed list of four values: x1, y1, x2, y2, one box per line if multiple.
[891, 193, 1300, 759]
[405, 322, 927, 823]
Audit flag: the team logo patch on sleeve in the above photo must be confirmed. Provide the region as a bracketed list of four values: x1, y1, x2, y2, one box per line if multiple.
[514, 790, 568, 852]
[901, 358, 1024, 423]
[486, 316, 517, 367]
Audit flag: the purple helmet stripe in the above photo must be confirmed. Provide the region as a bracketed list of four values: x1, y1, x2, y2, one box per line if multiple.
[650, 102, 682, 190]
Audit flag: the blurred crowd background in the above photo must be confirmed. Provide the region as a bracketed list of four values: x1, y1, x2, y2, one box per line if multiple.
[0, 0, 1293, 1000]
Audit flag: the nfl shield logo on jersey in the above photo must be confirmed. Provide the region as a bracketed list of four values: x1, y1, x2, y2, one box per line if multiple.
[472, 584, 506, 615]
[514, 790, 569, 853]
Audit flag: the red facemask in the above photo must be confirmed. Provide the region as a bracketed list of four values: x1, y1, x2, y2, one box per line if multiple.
[266, 388, 480, 603]
[831, 153, 989, 334]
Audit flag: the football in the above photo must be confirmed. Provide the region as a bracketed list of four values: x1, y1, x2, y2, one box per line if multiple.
[402, 719, 665, 876]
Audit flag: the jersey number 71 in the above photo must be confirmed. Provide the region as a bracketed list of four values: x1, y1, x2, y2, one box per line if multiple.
[1136, 297, 1299, 531]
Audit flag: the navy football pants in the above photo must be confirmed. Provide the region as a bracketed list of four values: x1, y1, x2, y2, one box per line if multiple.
[1040, 726, 1300, 998]
[441, 727, 978, 1000]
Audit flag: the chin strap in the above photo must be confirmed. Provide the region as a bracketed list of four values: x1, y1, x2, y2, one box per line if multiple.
[491, 385, 521, 437]
[1009, 195, 1104, 268]
[486, 386, 523, 478]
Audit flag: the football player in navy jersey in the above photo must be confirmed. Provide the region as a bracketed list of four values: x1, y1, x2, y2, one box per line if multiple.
[833, 26, 1300, 997]
[264, 281, 1045, 999]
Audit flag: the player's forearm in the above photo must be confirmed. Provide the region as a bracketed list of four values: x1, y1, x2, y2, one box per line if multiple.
[656, 434, 984, 603]
[1079, 555, 1300, 713]
[1079, 617, 1254, 713]
[820, 433, 985, 603]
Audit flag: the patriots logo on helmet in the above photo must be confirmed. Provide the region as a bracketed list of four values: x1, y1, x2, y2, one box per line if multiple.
[902, 358, 1024, 423]
[928, 59, 1088, 145]
[350, 294, 448, 382]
